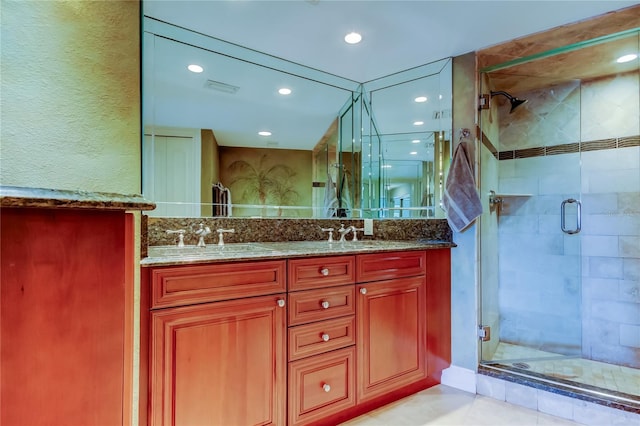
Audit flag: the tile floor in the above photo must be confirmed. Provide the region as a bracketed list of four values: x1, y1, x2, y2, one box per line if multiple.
[340, 385, 583, 425]
[490, 343, 640, 397]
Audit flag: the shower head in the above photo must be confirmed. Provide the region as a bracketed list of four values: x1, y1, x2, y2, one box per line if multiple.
[490, 90, 528, 113]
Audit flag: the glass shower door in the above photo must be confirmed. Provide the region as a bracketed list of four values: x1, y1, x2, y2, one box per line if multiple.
[479, 72, 585, 371]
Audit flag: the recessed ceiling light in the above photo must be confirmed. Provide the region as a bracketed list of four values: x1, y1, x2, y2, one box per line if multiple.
[344, 32, 362, 44]
[410, 151, 418, 155]
[382, 164, 392, 168]
[188, 64, 204, 73]
[412, 139, 420, 144]
[278, 88, 292, 95]
[617, 53, 638, 63]
[413, 121, 424, 126]
[414, 96, 427, 103]
[258, 131, 272, 136]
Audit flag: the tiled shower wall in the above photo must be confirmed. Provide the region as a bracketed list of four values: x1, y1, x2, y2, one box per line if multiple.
[494, 72, 640, 367]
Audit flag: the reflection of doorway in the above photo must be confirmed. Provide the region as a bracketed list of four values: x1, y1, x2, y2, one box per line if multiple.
[143, 128, 201, 217]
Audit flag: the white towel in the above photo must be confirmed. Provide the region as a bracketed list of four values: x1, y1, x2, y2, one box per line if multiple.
[340, 173, 352, 214]
[323, 173, 339, 217]
[443, 142, 482, 232]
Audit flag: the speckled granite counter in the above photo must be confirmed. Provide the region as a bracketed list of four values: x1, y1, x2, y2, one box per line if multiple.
[141, 239, 455, 267]
[0, 185, 155, 211]
[146, 217, 452, 246]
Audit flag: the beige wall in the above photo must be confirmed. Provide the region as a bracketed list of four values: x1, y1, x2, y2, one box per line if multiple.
[1, 0, 141, 194]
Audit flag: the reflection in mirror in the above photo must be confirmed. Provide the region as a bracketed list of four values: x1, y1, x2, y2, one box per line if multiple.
[142, 17, 452, 218]
[360, 60, 453, 218]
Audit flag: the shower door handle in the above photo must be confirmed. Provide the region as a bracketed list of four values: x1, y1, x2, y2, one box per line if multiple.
[561, 198, 581, 234]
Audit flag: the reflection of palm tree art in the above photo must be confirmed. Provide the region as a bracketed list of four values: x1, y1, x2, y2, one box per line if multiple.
[228, 154, 300, 216]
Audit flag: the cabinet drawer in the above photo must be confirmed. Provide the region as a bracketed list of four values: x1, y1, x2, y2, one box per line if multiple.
[356, 250, 426, 282]
[289, 315, 355, 361]
[150, 260, 286, 309]
[288, 256, 355, 291]
[288, 347, 356, 426]
[288, 285, 355, 326]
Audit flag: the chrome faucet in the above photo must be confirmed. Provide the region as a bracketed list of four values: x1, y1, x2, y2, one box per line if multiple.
[216, 228, 235, 246]
[337, 224, 351, 242]
[166, 229, 186, 247]
[195, 223, 212, 247]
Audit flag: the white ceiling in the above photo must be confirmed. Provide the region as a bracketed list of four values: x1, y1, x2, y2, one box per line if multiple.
[143, 1, 637, 83]
[142, 0, 638, 162]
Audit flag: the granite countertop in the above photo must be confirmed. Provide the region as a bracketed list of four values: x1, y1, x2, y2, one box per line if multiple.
[141, 239, 456, 267]
[0, 185, 156, 211]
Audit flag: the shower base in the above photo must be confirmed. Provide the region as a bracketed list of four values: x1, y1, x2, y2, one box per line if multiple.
[482, 342, 640, 412]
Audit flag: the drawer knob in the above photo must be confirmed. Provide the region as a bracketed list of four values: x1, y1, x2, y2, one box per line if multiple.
[277, 299, 285, 308]
[322, 383, 331, 392]
[360, 288, 367, 295]
[321, 333, 330, 342]
[321, 300, 330, 309]
[320, 268, 330, 276]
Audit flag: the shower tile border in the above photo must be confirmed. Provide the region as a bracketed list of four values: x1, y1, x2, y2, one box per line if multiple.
[483, 134, 640, 160]
[478, 364, 640, 414]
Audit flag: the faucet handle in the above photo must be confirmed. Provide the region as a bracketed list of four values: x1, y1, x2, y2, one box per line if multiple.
[166, 229, 186, 247]
[216, 228, 235, 246]
[351, 226, 365, 241]
[320, 227, 334, 242]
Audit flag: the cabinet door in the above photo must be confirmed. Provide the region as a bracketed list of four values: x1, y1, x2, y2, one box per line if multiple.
[357, 276, 427, 402]
[150, 294, 287, 426]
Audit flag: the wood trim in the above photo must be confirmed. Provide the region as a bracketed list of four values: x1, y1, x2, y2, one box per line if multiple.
[122, 212, 135, 426]
[426, 249, 452, 381]
[139, 266, 150, 426]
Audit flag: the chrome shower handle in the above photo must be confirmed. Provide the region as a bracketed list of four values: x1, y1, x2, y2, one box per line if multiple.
[561, 198, 581, 234]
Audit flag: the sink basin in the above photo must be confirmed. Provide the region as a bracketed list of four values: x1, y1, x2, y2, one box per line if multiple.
[258, 240, 417, 252]
[148, 243, 275, 257]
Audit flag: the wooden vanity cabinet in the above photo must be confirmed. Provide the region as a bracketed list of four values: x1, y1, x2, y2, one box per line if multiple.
[147, 260, 287, 426]
[145, 248, 451, 426]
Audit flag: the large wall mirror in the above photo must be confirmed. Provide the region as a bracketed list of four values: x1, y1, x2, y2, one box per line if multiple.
[142, 17, 452, 219]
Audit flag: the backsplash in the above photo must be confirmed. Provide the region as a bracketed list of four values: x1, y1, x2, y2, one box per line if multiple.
[143, 217, 452, 255]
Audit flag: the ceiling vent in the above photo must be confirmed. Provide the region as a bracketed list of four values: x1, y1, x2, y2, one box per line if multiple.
[432, 109, 452, 119]
[204, 80, 240, 94]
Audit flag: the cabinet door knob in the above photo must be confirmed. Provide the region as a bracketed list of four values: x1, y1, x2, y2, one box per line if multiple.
[321, 300, 330, 309]
[320, 268, 330, 276]
[322, 383, 331, 392]
[360, 288, 367, 295]
[321, 333, 330, 342]
[277, 299, 286, 308]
